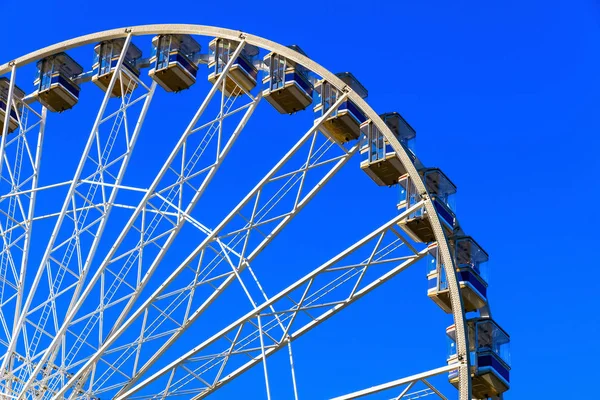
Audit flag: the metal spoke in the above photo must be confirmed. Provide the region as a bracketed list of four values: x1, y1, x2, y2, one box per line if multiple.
[54, 92, 357, 398]
[330, 364, 456, 400]
[115, 204, 433, 399]
[4, 34, 160, 397]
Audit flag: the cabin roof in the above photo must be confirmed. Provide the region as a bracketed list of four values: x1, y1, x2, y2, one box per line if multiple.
[454, 235, 489, 262]
[335, 72, 368, 98]
[152, 34, 201, 54]
[0, 77, 26, 99]
[380, 111, 416, 141]
[94, 39, 143, 60]
[38, 52, 84, 75]
[421, 167, 457, 195]
[208, 38, 259, 58]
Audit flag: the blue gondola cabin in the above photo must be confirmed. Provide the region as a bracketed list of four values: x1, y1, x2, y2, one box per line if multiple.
[427, 236, 489, 313]
[0, 78, 25, 134]
[447, 318, 510, 398]
[34, 52, 83, 113]
[360, 112, 417, 186]
[92, 39, 142, 98]
[208, 38, 259, 96]
[149, 34, 200, 92]
[314, 72, 367, 143]
[262, 45, 313, 114]
[397, 168, 457, 243]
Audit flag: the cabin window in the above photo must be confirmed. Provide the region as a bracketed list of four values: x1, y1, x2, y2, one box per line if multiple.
[157, 36, 171, 70]
[38, 61, 53, 92]
[454, 238, 488, 282]
[269, 54, 285, 91]
[368, 125, 385, 163]
[438, 267, 448, 290]
[99, 43, 115, 75]
[399, 176, 423, 218]
[321, 83, 338, 116]
[427, 248, 438, 275]
[429, 247, 448, 289]
[477, 320, 511, 366]
[447, 330, 457, 358]
[297, 64, 310, 84]
[214, 40, 232, 75]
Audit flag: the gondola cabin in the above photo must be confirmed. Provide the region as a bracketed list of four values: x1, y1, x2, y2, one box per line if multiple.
[447, 318, 510, 398]
[34, 52, 83, 112]
[397, 168, 457, 243]
[314, 72, 367, 143]
[208, 38, 259, 96]
[262, 45, 313, 114]
[0, 78, 25, 135]
[360, 112, 417, 186]
[426, 236, 489, 313]
[92, 39, 142, 98]
[149, 34, 200, 92]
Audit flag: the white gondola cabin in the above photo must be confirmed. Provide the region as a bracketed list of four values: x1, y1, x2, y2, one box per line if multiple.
[360, 112, 417, 186]
[92, 39, 142, 98]
[208, 38, 259, 96]
[262, 45, 313, 114]
[427, 236, 489, 313]
[397, 168, 457, 243]
[34, 53, 83, 113]
[314, 72, 367, 143]
[447, 318, 510, 398]
[149, 34, 200, 92]
[0, 78, 25, 135]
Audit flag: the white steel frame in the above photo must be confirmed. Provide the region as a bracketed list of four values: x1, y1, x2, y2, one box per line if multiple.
[52, 92, 358, 398]
[330, 364, 458, 400]
[0, 25, 473, 400]
[0, 66, 46, 395]
[116, 202, 429, 399]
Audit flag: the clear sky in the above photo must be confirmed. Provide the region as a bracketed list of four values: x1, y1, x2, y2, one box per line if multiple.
[1, 0, 599, 398]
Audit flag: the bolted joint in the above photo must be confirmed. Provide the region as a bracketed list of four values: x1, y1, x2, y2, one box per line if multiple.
[239, 32, 247, 40]
[342, 85, 351, 93]
[124, 27, 133, 33]
[8, 60, 15, 67]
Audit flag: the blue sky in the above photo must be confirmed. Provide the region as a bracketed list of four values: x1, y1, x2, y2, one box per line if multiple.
[2, 0, 599, 398]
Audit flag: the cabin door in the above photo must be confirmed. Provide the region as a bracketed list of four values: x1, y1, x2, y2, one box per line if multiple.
[269, 54, 285, 91]
[368, 126, 385, 163]
[99, 43, 113, 75]
[39, 61, 53, 92]
[157, 36, 171, 70]
[215, 40, 230, 75]
[322, 83, 338, 117]
[399, 176, 423, 218]
[437, 265, 448, 291]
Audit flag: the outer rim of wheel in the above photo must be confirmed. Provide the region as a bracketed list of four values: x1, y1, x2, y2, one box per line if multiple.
[1, 24, 472, 399]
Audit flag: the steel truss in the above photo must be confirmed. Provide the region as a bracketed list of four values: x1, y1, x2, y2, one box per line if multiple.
[50, 89, 359, 399]
[0, 66, 46, 391]
[331, 364, 459, 400]
[17, 41, 262, 399]
[112, 202, 425, 399]
[0, 24, 476, 400]
[4, 35, 158, 398]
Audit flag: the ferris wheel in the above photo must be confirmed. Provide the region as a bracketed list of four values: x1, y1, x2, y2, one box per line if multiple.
[0, 25, 511, 400]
